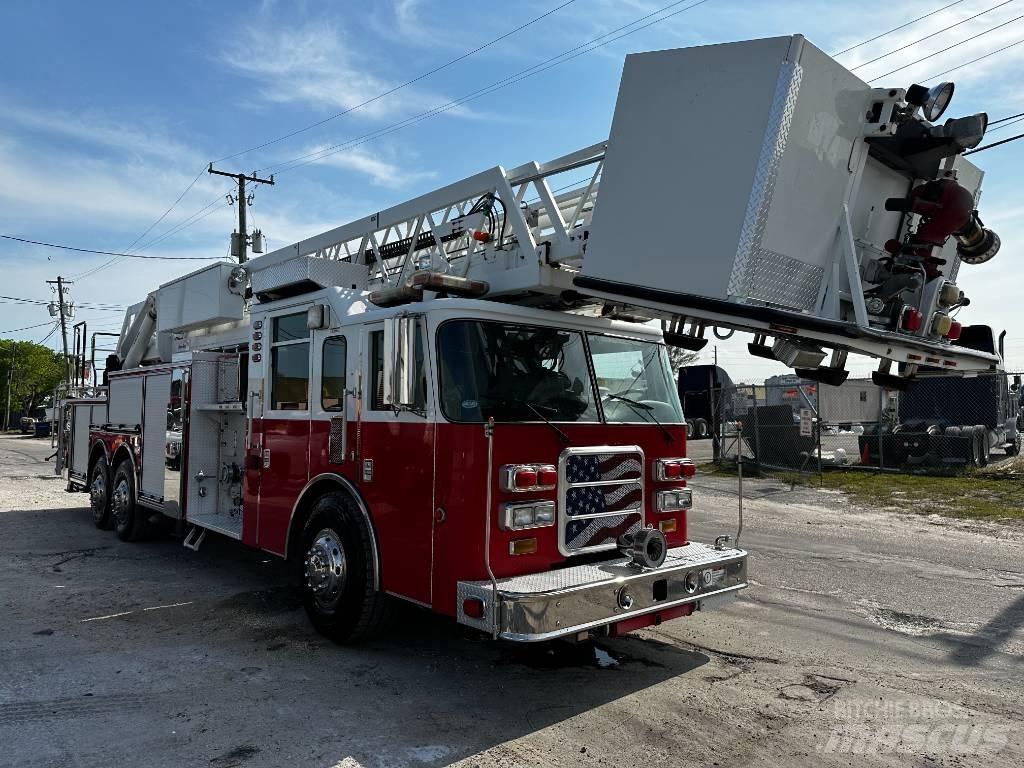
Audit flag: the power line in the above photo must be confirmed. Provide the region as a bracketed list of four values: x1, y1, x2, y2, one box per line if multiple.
[0, 234, 221, 261]
[262, 0, 713, 175]
[850, 0, 1016, 71]
[73, 193, 233, 281]
[991, 110, 1024, 123]
[868, 12, 1024, 80]
[918, 35, 1024, 80]
[989, 113, 1024, 132]
[214, 0, 580, 164]
[0, 321, 59, 334]
[964, 129, 1024, 154]
[832, 0, 969, 56]
[95, 2, 580, 281]
[0, 294, 124, 311]
[37, 323, 59, 345]
[122, 166, 208, 254]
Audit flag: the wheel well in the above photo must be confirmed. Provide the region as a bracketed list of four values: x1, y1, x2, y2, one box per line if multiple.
[111, 444, 135, 475]
[87, 443, 108, 477]
[285, 475, 380, 590]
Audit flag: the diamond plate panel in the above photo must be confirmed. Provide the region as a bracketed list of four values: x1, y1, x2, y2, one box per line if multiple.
[728, 59, 804, 301]
[475, 543, 746, 596]
[250, 256, 368, 295]
[745, 248, 824, 311]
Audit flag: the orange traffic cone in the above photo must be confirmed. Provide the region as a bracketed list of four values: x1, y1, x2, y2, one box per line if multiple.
[861, 441, 871, 465]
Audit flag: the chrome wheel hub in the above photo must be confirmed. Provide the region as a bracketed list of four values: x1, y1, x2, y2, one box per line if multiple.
[305, 528, 346, 609]
[111, 478, 130, 528]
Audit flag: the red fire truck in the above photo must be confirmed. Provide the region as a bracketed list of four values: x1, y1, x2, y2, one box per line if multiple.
[57, 35, 1000, 642]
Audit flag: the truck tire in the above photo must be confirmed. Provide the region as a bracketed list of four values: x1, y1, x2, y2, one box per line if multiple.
[695, 418, 708, 439]
[110, 460, 147, 542]
[975, 426, 990, 467]
[1007, 432, 1021, 457]
[89, 455, 112, 530]
[685, 420, 695, 437]
[299, 492, 394, 643]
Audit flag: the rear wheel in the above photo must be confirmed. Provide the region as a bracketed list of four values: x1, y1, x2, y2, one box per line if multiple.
[976, 427, 990, 467]
[694, 418, 708, 439]
[111, 460, 147, 542]
[300, 492, 393, 643]
[89, 455, 112, 529]
[685, 419, 695, 438]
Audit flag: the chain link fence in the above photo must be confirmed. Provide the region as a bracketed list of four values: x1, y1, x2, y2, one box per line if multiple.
[687, 371, 1024, 478]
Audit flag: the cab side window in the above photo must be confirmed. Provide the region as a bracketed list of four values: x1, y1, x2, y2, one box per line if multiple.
[270, 312, 310, 411]
[321, 336, 346, 411]
[369, 325, 427, 411]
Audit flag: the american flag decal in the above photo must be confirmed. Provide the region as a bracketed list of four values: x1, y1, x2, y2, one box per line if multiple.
[560, 448, 644, 554]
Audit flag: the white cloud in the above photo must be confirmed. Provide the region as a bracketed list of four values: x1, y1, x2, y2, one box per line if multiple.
[301, 145, 435, 188]
[4, 103, 200, 165]
[221, 18, 473, 122]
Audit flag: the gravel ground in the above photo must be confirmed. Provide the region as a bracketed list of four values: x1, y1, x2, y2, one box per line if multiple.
[1, 433, 1022, 767]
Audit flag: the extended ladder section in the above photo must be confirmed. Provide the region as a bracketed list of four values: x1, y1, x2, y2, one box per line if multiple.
[247, 34, 1005, 385]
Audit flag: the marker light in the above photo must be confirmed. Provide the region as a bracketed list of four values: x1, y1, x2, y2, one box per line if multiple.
[500, 464, 557, 492]
[900, 306, 923, 332]
[654, 458, 696, 481]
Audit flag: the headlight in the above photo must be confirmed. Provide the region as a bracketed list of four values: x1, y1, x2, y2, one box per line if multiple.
[501, 500, 556, 530]
[656, 488, 692, 512]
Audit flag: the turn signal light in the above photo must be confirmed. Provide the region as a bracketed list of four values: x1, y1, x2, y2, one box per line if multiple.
[654, 458, 696, 481]
[900, 306, 924, 332]
[509, 537, 538, 556]
[945, 321, 962, 341]
[659, 518, 678, 534]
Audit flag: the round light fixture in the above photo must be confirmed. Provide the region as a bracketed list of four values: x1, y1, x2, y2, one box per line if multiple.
[924, 82, 955, 122]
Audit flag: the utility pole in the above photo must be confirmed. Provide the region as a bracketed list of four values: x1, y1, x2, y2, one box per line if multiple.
[47, 277, 72, 385]
[208, 164, 275, 263]
[4, 341, 15, 432]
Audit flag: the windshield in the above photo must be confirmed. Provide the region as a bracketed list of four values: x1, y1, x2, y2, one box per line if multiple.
[437, 320, 683, 424]
[437, 320, 598, 422]
[589, 334, 684, 424]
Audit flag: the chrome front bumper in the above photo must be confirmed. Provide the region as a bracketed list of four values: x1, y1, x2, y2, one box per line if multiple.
[457, 542, 747, 642]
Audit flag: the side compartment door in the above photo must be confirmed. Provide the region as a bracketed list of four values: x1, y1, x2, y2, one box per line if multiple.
[256, 310, 312, 554]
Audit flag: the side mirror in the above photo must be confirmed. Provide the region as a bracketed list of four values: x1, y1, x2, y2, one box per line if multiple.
[383, 315, 416, 408]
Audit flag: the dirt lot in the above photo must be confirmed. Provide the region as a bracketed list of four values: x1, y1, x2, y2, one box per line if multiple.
[1, 433, 1022, 767]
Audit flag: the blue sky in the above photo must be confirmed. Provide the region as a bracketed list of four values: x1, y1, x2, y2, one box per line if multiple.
[1, 0, 1022, 381]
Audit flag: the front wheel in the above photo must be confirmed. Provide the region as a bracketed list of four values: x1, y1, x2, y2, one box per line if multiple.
[300, 492, 393, 643]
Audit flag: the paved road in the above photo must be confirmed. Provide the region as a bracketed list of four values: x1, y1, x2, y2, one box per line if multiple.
[1, 434, 1021, 767]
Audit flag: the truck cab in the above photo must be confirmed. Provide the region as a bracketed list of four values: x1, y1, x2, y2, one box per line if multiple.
[243, 292, 746, 641]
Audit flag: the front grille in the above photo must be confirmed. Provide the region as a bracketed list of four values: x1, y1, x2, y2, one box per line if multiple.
[558, 447, 644, 556]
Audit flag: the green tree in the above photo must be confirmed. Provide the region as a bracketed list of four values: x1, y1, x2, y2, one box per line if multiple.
[0, 340, 67, 424]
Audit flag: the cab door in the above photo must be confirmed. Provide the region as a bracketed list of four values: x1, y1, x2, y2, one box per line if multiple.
[356, 319, 435, 605]
[256, 309, 312, 554]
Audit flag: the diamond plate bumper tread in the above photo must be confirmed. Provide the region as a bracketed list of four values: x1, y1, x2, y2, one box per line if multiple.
[458, 542, 747, 641]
